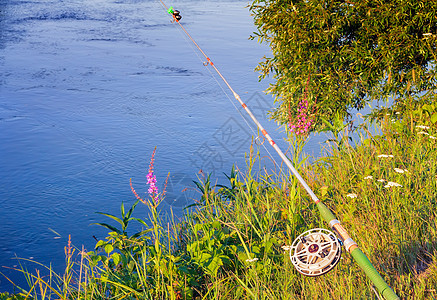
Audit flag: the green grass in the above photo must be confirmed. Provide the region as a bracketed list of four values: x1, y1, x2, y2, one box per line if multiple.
[2, 100, 437, 299]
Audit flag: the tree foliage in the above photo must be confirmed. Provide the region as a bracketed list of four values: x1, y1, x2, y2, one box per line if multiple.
[249, 0, 437, 132]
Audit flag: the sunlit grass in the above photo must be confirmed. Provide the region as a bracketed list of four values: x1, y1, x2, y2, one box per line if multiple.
[2, 100, 437, 299]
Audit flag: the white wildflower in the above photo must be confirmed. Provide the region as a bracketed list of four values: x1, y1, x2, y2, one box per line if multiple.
[377, 154, 394, 158]
[418, 131, 430, 135]
[416, 125, 430, 130]
[364, 175, 373, 180]
[245, 257, 259, 263]
[347, 193, 358, 198]
[430, 136, 436, 140]
[423, 33, 433, 36]
[281, 245, 291, 251]
[377, 179, 386, 182]
[394, 168, 405, 173]
[384, 182, 402, 188]
[395, 112, 401, 115]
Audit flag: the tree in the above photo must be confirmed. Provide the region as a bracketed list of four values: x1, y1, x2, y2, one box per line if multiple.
[249, 0, 437, 134]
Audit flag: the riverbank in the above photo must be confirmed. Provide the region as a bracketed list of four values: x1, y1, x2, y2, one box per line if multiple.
[2, 102, 437, 299]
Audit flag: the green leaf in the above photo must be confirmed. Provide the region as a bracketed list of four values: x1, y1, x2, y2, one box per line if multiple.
[91, 222, 122, 234]
[211, 220, 221, 230]
[104, 244, 114, 255]
[205, 256, 223, 276]
[111, 252, 121, 265]
[120, 202, 125, 218]
[131, 228, 153, 239]
[95, 240, 106, 249]
[95, 212, 124, 227]
[127, 260, 135, 272]
[178, 265, 195, 275]
[431, 113, 437, 124]
[126, 199, 140, 219]
[422, 104, 435, 114]
[198, 252, 212, 264]
[132, 217, 150, 228]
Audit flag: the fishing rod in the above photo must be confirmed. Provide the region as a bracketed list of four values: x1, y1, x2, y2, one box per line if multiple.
[158, 3, 399, 299]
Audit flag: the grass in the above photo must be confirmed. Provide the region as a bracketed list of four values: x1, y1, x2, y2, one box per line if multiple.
[1, 98, 437, 299]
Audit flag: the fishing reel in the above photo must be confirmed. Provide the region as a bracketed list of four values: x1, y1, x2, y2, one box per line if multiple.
[289, 228, 342, 277]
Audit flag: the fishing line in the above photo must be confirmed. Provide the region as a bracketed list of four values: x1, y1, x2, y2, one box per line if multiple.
[154, 2, 399, 299]
[157, 0, 282, 172]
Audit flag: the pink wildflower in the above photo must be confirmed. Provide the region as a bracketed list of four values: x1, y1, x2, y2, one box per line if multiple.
[147, 148, 159, 204]
[130, 147, 169, 208]
[288, 74, 315, 136]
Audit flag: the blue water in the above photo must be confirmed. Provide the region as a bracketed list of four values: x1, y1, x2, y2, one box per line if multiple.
[0, 0, 327, 291]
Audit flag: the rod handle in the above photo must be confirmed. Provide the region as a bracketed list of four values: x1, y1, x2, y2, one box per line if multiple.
[350, 248, 399, 300]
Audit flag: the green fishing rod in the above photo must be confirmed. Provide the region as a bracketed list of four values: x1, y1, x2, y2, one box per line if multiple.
[158, 2, 399, 299]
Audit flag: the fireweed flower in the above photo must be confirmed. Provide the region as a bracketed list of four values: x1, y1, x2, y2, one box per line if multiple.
[147, 172, 158, 195]
[130, 147, 168, 208]
[146, 148, 159, 204]
[288, 76, 314, 136]
[289, 98, 314, 135]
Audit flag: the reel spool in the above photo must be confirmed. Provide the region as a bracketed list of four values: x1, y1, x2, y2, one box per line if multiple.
[289, 228, 341, 277]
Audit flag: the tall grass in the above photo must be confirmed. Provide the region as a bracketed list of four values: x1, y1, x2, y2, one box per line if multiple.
[2, 99, 437, 299]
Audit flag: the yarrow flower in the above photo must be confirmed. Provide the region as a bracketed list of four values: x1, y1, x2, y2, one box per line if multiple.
[281, 245, 291, 251]
[377, 154, 394, 158]
[346, 193, 358, 198]
[384, 181, 402, 188]
[394, 168, 407, 173]
[377, 179, 386, 182]
[430, 136, 436, 140]
[416, 125, 430, 130]
[364, 175, 373, 180]
[418, 131, 429, 135]
[245, 257, 259, 263]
